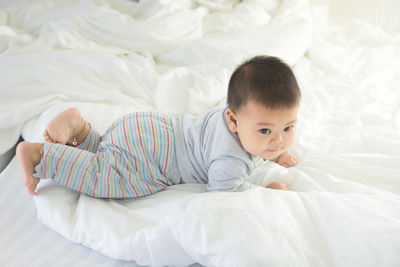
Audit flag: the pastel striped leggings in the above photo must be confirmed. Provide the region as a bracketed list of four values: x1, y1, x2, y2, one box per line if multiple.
[34, 112, 181, 199]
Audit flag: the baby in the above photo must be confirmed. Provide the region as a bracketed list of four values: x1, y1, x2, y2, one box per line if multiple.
[17, 55, 300, 198]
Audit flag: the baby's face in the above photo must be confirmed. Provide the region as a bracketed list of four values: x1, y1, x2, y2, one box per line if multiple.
[226, 101, 298, 160]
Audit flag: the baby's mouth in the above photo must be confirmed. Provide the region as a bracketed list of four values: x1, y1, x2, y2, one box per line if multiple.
[261, 148, 281, 160]
[266, 148, 280, 153]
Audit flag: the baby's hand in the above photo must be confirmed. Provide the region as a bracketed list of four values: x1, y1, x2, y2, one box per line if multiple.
[266, 182, 288, 190]
[275, 152, 300, 168]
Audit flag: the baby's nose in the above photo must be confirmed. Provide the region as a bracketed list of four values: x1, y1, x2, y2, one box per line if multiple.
[270, 133, 283, 144]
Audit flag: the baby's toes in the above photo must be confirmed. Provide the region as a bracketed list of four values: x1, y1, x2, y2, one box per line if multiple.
[25, 179, 39, 195]
[43, 130, 50, 140]
[27, 186, 35, 195]
[43, 130, 55, 143]
[25, 182, 36, 195]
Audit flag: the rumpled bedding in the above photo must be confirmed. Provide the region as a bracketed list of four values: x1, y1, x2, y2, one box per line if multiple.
[1, 0, 400, 266]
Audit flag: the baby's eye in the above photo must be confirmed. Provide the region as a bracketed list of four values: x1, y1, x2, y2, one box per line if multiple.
[284, 125, 294, 132]
[260, 128, 271, 134]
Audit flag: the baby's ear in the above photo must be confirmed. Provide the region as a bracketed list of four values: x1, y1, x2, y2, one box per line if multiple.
[225, 108, 238, 133]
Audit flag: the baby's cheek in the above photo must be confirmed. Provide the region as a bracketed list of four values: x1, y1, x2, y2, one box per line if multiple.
[284, 133, 296, 148]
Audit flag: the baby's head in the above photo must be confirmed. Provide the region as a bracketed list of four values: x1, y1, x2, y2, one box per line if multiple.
[226, 55, 301, 160]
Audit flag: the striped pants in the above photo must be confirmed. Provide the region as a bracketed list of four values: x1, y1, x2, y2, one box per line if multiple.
[34, 112, 181, 199]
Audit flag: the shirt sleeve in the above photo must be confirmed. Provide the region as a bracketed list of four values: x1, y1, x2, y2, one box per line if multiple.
[206, 156, 262, 192]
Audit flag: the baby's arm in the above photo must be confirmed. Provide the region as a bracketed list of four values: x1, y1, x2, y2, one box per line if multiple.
[207, 157, 261, 192]
[274, 151, 300, 168]
[207, 157, 289, 192]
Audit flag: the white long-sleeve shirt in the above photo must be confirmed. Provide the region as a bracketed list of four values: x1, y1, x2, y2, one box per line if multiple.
[172, 107, 261, 192]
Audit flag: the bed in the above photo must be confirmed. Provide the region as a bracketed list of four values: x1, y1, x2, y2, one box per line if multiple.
[1, 0, 400, 266]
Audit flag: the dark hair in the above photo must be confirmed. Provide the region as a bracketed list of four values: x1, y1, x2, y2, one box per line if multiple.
[227, 55, 301, 112]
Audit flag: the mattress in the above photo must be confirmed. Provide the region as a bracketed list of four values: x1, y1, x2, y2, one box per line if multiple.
[1, 0, 400, 266]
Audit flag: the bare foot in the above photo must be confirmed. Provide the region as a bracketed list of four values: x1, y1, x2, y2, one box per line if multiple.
[266, 182, 288, 190]
[44, 107, 88, 146]
[16, 142, 43, 195]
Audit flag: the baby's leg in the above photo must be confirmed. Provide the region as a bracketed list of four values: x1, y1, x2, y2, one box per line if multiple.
[32, 142, 145, 198]
[22, 111, 177, 198]
[16, 142, 43, 195]
[17, 139, 124, 197]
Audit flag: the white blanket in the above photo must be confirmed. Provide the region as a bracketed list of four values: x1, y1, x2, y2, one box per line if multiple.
[0, 0, 311, 154]
[2, 0, 400, 266]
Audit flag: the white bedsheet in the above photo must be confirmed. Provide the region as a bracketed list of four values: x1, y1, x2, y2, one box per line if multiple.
[0, 157, 160, 267]
[1, 0, 400, 266]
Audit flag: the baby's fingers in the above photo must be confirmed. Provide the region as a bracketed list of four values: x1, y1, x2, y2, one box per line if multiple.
[280, 162, 291, 168]
[293, 156, 300, 165]
[287, 158, 296, 166]
[43, 130, 51, 141]
[283, 157, 299, 168]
